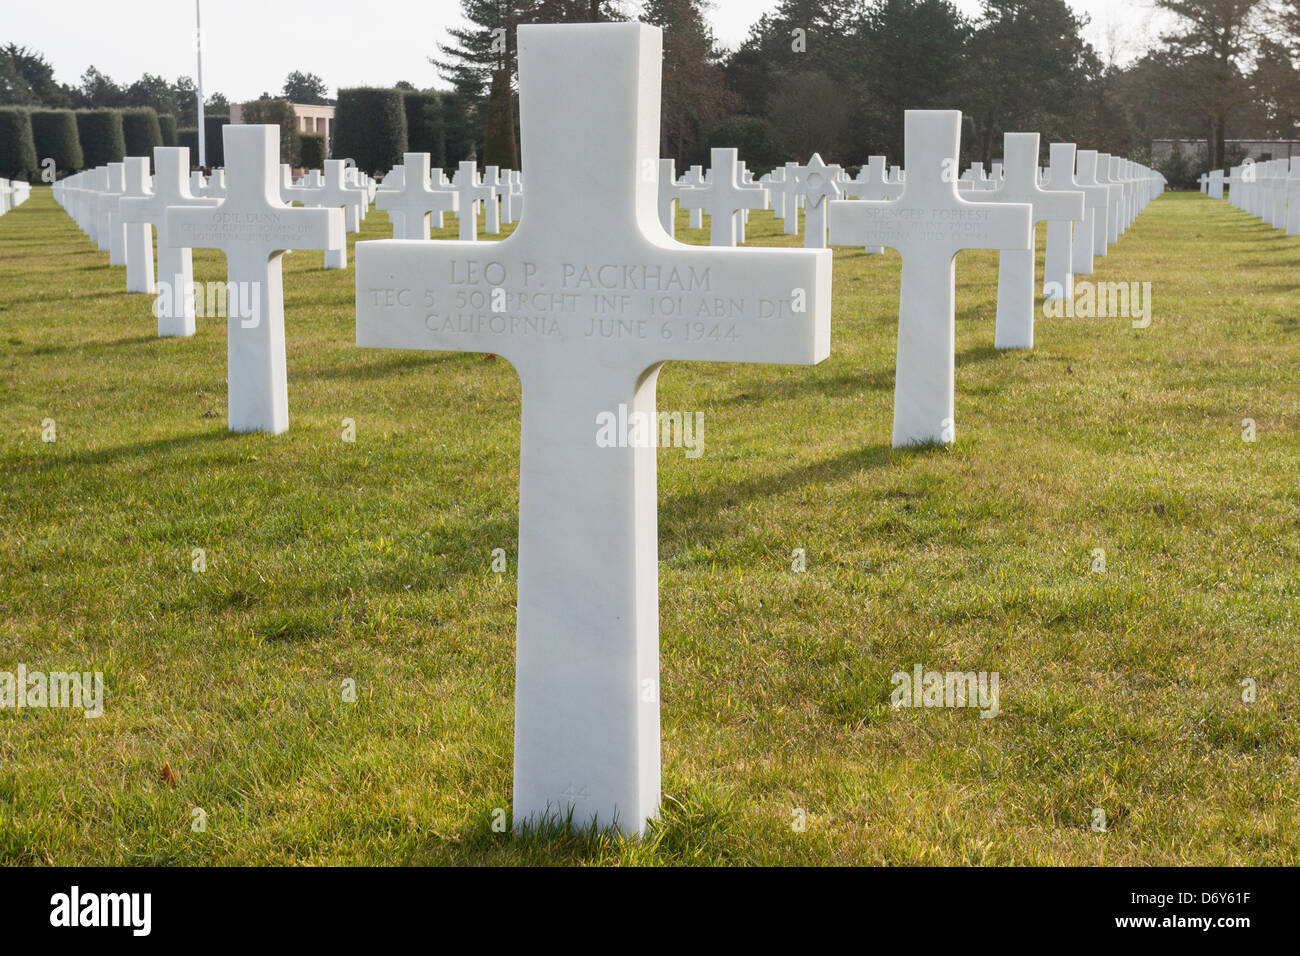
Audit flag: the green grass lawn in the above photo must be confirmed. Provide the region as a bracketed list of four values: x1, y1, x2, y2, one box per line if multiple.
[0, 187, 1296, 865]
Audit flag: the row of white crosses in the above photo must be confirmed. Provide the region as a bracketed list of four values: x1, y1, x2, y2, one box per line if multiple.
[54, 162, 136, 280]
[44, 22, 1165, 839]
[357, 29, 1159, 834]
[675, 148, 767, 246]
[0, 177, 31, 215]
[661, 150, 851, 250]
[373, 155, 522, 241]
[1217, 158, 1300, 235]
[53, 133, 346, 433]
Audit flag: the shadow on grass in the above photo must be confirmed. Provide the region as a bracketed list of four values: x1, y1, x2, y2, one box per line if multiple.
[26, 332, 159, 356]
[2, 428, 244, 475]
[661, 441, 899, 547]
[304, 350, 462, 382]
[403, 783, 747, 865]
[714, 365, 895, 406]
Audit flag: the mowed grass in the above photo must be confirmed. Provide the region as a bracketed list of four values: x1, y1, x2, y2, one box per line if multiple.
[0, 186, 1297, 865]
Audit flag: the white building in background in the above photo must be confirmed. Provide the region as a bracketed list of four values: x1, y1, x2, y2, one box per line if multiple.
[230, 102, 335, 149]
[1152, 138, 1300, 164]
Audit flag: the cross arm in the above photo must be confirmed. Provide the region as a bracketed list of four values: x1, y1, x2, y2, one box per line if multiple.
[167, 203, 345, 255]
[356, 236, 831, 371]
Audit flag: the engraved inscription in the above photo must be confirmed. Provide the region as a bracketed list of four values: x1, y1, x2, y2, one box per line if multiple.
[363, 257, 809, 345]
[174, 210, 319, 247]
[841, 206, 1003, 245]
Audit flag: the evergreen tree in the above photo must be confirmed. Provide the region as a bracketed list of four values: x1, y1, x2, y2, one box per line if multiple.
[283, 71, 331, 105]
[0, 45, 71, 107]
[851, 0, 970, 162]
[641, 0, 736, 164]
[483, 68, 519, 167]
[124, 73, 175, 114]
[963, 0, 1100, 164]
[75, 66, 122, 108]
[1153, 0, 1270, 168]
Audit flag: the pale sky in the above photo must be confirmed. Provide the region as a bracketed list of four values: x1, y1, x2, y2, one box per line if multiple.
[11, 0, 1166, 104]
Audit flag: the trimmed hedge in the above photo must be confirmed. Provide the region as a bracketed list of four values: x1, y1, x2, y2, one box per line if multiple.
[402, 91, 445, 168]
[482, 71, 518, 169]
[203, 115, 227, 167]
[76, 109, 126, 167]
[30, 109, 83, 175]
[238, 99, 301, 166]
[122, 108, 163, 163]
[158, 113, 178, 147]
[300, 133, 326, 170]
[334, 87, 406, 174]
[180, 117, 228, 168]
[0, 107, 38, 179]
[439, 90, 478, 169]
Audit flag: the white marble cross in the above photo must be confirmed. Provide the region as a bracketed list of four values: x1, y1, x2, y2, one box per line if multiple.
[119, 157, 156, 295]
[1040, 143, 1079, 297]
[1268, 159, 1289, 229]
[318, 159, 368, 268]
[502, 170, 524, 225]
[968, 133, 1082, 349]
[781, 161, 802, 236]
[78, 167, 106, 240]
[1099, 155, 1123, 244]
[482, 165, 504, 234]
[679, 147, 767, 246]
[657, 158, 685, 237]
[1286, 160, 1300, 236]
[167, 125, 344, 435]
[1209, 169, 1225, 200]
[279, 164, 320, 207]
[848, 155, 901, 254]
[120, 147, 219, 337]
[356, 22, 830, 836]
[735, 161, 759, 242]
[375, 152, 459, 240]
[763, 167, 786, 221]
[451, 161, 495, 241]
[1059, 147, 1109, 279]
[829, 110, 1030, 446]
[98, 162, 127, 265]
[1075, 150, 1115, 257]
[375, 166, 407, 236]
[959, 161, 988, 193]
[344, 166, 373, 220]
[202, 169, 227, 198]
[679, 164, 705, 229]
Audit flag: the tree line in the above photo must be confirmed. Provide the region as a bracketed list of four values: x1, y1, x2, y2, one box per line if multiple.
[435, 0, 1300, 183]
[4, 0, 1296, 185]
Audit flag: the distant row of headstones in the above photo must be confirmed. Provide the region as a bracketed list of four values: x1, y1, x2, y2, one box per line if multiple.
[1200, 160, 1300, 234]
[48, 128, 1160, 450]
[0, 177, 31, 215]
[35, 22, 1166, 837]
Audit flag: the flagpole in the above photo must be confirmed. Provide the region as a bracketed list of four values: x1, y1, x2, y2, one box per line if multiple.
[196, 0, 206, 168]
